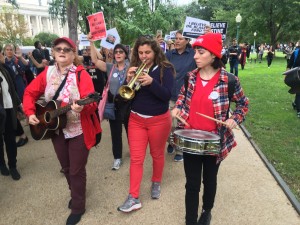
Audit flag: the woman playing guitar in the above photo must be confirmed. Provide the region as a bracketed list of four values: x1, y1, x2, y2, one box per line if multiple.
[23, 37, 101, 225]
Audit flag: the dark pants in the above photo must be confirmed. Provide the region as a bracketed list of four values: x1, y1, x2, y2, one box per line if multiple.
[51, 131, 89, 214]
[267, 57, 273, 67]
[0, 105, 5, 134]
[0, 109, 17, 169]
[183, 153, 220, 225]
[109, 117, 128, 159]
[16, 118, 25, 136]
[229, 58, 239, 76]
[295, 94, 300, 113]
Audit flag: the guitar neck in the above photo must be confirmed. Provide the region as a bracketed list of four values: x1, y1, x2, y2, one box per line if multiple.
[50, 99, 94, 119]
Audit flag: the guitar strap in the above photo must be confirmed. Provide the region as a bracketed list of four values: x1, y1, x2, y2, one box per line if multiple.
[52, 71, 69, 101]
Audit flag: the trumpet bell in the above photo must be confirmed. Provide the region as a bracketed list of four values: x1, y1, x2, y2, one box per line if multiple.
[118, 85, 135, 100]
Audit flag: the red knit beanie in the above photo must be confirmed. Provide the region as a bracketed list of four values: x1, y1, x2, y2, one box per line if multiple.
[192, 33, 222, 58]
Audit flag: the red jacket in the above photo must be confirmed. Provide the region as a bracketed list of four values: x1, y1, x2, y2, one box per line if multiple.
[23, 65, 102, 150]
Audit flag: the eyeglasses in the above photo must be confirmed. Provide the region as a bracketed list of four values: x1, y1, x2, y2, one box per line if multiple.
[114, 50, 125, 54]
[54, 47, 73, 53]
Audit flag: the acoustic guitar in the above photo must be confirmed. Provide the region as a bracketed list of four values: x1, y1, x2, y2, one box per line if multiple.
[30, 92, 101, 140]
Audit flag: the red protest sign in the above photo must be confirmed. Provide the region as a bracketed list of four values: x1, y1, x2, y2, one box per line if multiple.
[87, 12, 107, 41]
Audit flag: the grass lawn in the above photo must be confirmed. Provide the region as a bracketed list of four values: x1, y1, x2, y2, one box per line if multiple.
[236, 51, 300, 201]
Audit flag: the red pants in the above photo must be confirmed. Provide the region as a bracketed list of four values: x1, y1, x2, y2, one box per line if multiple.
[52, 131, 89, 214]
[128, 111, 171, 198]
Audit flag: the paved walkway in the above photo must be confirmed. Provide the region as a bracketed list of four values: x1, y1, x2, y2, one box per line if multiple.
[1, 121, 299, 225]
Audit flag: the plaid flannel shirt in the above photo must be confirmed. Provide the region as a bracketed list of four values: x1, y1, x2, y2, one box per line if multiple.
[175, 68, 249, 163]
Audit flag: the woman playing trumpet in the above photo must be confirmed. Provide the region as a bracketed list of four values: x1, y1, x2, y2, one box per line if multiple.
[117, 35, 175, 212]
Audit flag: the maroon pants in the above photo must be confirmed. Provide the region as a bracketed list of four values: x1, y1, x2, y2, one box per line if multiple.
[52, 131, 89, 214]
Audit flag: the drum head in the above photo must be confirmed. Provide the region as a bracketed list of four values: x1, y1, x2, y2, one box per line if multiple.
[174, 129, 219, 141]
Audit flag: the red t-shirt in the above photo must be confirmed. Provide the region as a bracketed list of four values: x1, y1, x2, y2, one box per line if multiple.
[187, 70, 220, 132]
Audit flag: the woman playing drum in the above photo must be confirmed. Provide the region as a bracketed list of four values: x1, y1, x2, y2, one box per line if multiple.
[171, 33, 249, 225]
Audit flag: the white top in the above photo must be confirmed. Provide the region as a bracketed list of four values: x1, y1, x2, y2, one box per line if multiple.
[0, 72, 13, 109]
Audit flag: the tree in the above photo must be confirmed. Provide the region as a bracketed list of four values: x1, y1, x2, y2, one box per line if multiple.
[0, 6, 28, 45]
[34, 32, 59, 47]
[48, 0, 79, 42]
[198, 0, 300, 46]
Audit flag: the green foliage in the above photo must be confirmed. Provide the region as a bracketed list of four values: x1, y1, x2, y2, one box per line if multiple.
[0, 6, 28, 45]
[22, 37, 34, 46]
[239, 52, 300, 201]
[34, 32, 59, 47]
[198, 0, 300, 46]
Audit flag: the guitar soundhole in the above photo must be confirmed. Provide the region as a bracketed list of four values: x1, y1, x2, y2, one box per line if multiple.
[44, 111, 51, 123]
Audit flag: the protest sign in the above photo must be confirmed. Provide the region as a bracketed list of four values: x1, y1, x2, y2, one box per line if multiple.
[169, 30, 177, 39]
[209, 21, 228, 40]
[183, 17, 210, 38]
[100, 28, 121, 49]
[79, 34, 90, 46]
[164, 35, 171, 41]
[86, 12, 107, 41]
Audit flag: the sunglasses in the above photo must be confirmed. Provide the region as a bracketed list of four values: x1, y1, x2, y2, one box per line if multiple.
[54, 47, 73, 53]
[114, 50, 125, 54]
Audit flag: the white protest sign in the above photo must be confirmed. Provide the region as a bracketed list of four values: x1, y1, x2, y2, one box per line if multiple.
[164, 35, 171, 41]
[79, 34, 90, 46]
[170, 30, 177, 39]
[183, 17, 210, 38]
[100, 28, 120, 49]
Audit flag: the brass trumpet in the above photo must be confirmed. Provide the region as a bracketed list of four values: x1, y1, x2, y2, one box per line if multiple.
[118, 60, 149, 100]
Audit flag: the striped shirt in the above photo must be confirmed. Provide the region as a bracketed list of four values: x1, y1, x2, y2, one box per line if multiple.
[175, 68, 249, 163]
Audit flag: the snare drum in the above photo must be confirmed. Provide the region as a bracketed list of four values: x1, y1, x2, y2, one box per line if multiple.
[173, 129, 221, 155]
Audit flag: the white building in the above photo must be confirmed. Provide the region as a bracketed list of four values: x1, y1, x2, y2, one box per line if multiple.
[0, 0, 68, 38]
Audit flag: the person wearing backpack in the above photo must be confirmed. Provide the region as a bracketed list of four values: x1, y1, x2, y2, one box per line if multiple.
[23, 37, 101, 225]
[287, 40, 300, 117]
[171, 33, 249, 225]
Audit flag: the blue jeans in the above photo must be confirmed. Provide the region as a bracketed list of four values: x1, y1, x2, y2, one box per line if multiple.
[230, 58, 239, 76]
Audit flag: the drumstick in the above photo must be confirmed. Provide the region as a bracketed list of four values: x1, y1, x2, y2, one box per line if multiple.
[176, 115, 190, 127]
[196, 112, 239, 130]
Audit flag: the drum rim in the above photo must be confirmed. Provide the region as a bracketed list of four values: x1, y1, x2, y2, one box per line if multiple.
[174, 129, 220, 140]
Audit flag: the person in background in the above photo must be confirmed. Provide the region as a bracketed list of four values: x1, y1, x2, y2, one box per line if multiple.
[239, 43, 247, 70]
[88, 33, 130, 171]
[117, 35, 175, 212]
[172, 33, 249, 225]
[221, 45, 228, 68]
[228, 38, 241, 76]
[167, 40, 175, 51]
[81, 46, 106, 96]
[258, 44, 264, 63]
[2, 44, 29, 147]
[204, 24, 212, 34]
[156, 34, 167, 53]
[0, 63, 22, 180]
[287, 40, 300, 117]
[166, 30, 197, 162]
[284, 42, 295, 68]
[267, 45, 275, 68]
[32, 41, 46, 75]
[23, 37, 101, 225]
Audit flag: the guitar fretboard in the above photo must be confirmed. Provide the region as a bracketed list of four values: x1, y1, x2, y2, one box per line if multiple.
[49, 98, 96, 119]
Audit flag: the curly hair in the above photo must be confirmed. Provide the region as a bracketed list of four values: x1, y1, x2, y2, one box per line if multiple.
[130, 36, 175, 81]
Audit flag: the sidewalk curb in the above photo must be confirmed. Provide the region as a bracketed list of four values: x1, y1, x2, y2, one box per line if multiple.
[239, 124, 300, 215]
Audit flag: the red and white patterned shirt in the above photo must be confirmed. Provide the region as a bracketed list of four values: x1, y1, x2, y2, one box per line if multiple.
[175, 68, 249, 163]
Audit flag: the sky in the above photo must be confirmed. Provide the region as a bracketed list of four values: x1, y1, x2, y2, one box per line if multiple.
[174, 0, 196, 6]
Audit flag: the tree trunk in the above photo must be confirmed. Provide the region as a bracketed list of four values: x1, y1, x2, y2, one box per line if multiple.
[66, 0, 79, 43]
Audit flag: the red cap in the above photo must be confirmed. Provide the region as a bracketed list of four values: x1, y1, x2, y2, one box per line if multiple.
[192, 33, 222, 58]
[53, 37, 76, 49]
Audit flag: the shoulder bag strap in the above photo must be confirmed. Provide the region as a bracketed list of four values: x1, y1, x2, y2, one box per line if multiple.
[52, 70, 69, 101]
[105, 65, 115, 89]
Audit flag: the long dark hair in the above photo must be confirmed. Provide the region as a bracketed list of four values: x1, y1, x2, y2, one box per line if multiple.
[130, 36, 175, 81]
